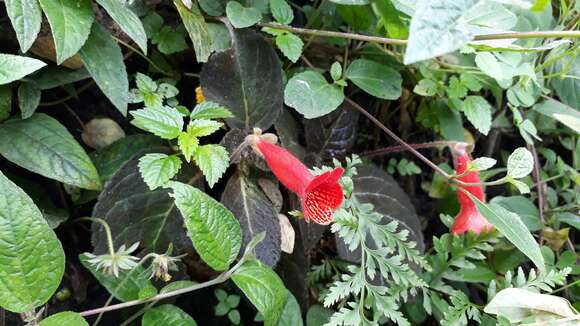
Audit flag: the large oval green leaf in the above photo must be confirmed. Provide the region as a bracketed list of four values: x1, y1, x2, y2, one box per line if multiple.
[345, 59, 402, 100]
[232, 260, 287, 326]
[170, 181, 242, 271]
[5, 0, 42, 53]
[284, 70, 344, 119]
[39, 311, 88, 326]
[95, 0, 148, 54]
[142, 304, 198, 326]
[38, 0, 94, 64]
[0, 171, 65, 313]
[0, 53, 46, 85]
[0, 113, 101, 190]
[79, 24, 129, 116]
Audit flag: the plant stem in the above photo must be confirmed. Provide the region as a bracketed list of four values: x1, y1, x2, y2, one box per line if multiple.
[550, 278, 580, 294]
[79, 258, 245, 318]
[360, 141, 457, 158]
[260, 23, 580, 46]
[79, 217, 116, 257]
[112, 36, 172, 77]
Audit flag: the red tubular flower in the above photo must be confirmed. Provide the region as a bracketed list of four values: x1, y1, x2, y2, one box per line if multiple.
[250, 136, 344, 225]
[451, 144, 493, 235]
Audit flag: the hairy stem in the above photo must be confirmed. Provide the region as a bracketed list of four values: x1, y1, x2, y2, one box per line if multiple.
[79, 217, 116, 257]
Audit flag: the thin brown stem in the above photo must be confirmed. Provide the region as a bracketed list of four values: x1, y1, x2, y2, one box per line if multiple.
[528, 145, 545, 223]
[360, 141, 457, 158]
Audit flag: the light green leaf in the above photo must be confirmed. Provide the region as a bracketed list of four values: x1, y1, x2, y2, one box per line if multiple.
[0, 171, 65, 313]
[467, 193, 545, 272]
[190, 101, 233, 120]
[490, 196, 542, 232]
[232, 260, 287, 326]
[507, 147, 533, 179]
[284, 70, 344, 119]
[533, 99, 580, 134]
[404, 0, 478, 64]
[17, 82, 41, 119]
[79, 24, 129, 116]
[279, 291, 304, 326]
[330, 62, 342, 82]
[38, 0, 94, 64]
[413, 79, 438, 96]
[39, 312, 88, 326]
[5, 0, 42, 52]
[188, 119, 223, 137]
[175, 0, 212, 63]
[96, 0, 148, 54]
[130, 105, 184, 139]
[270, 0, 294, 24]
[142, 304, 198, 326]
[226, 1, 262, 28]
[79, 253, 154, 302]
[484, 288, 578, 323]
[372, 0, 408, 38]
[0, 113, 101, 190]
[469, 157, 496, 171]
[329, 0, 369, 4]
[169, 181, 242, 271]
[471, 39, 570, 52]
[509, 179, 530, 194]
[463, 1, 516, 30]
[138, 153, 182, 190]
[275, 33, 304, 63]
[193, 144, 229, 188]
[0, 53, 46, 85]
[345, 59, 402, 100]
[461, 96, 492, 135]
[208, 23, 231, 51]
[178, 131, 199, 163]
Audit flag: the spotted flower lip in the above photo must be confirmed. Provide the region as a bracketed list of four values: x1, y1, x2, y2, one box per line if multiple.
[451, 144, 493, 235]
[251, 136, 344, 225]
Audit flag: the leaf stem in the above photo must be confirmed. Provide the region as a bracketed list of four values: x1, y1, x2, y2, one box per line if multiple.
[79, 217, 116, 257]
[78, 258, 246, 318]
[259, 23, 580, 46]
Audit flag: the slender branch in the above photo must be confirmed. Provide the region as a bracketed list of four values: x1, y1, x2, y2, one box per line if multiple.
[79, 259, 245, 318]
[528, 145, 545, 223]
[360, 141, 457, 158]
[260, 23, 580, 46]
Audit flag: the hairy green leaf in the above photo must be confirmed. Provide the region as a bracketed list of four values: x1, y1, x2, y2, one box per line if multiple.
[345, 59, 402, 100]
[0, 171, 65, 313]
[130, 105, 184, 139]
[170, 181, 242, 271]
[0, 113, 101, 190]
[193, 144, 229, 188]
[507, 147, 533, 179]
[275, 33, 304, 63]
[138, 153, 182, 190]
[461, 96, 492, 135]
[284, 70, 344, 119]
[0, 53, 46, 85]
[38, 0, 94, 64]
[270, 0, 294, 24]
[79, 24, 129, 116]
[5, 0, 42, 52]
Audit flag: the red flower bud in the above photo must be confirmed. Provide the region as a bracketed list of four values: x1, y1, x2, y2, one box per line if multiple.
[451, 144, 493, 235]
[251, 136, 344, 225]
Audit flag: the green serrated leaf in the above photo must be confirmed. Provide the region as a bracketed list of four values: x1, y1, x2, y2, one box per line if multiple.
[170, 181, 242, 270]
[190, 101, 233, 120]
[275, 33, 303, 63]
[5, 0, 42, 53]
[232, 260, 287, 326]
[79, 24, 129, 116]
[345, 59, 402, 100]
[138, 153, 182, 190]
[0, 54, 46, 85]
[143, 304, 198, 326]
[284, 70, 344, 119]
[39, 312, 88, 326]
[130, 105, 184, 139]
[0, 113, 101, 190]
[467, 193, 545, 273]
[38, 0, 94, 64]
[461, 96, 492, 135]
[79, 253, 154, 302]
[226, 1, 262, 28]
[270, 0, 294, 24]
[152, 25, 189, 55]
[18, 82, 41, 119]
[193, 144, 229, 188]
[507, 147, 533, 179]
[469, 157, 497, 171]
[175, 0, 212, 63]
[178, 131, 199, 163]
[0, 171, 65, 313]
[96, 0, 148, 54]
[188, 119, 223, 137]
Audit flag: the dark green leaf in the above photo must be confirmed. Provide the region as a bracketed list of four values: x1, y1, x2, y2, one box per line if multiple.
[372, 0, 408, 38]
[199, 0, 228, 16]
[17, 82, 41, 119]
[201, 29, 283, 130]
[232, 260, 287, 326]
[533, 99, 580, 134]
[0, 113, 101, 190]
[221, 173, 281, 267]
[38, 0, 94, 64]
[284, 70, 344, 119]
[0, 54, 46, 85]
[142, 304, 198, 326]
[96, 0, 148, 54]
[0, 171, 65, 313]
[0, 86, 11, 121]
[551, 51, 579, 109]
[175, 0, 212, 62]
[490, 196, 542, 231]
[170, 181, 242, 271]
[279, 291, 304, 326]
[5, 0, 42, 52]
[39, 312, 88, 326]
[336, 4, 372, 31]
[79, 24, 129, 115]
[345, 59, 402, 100]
